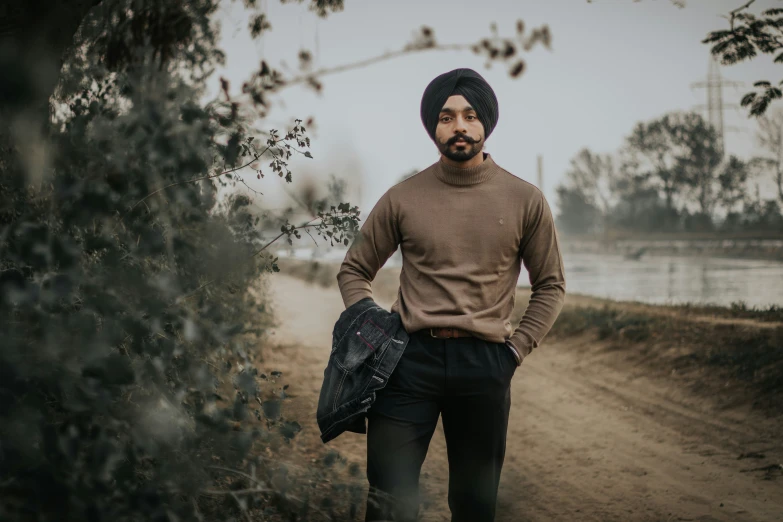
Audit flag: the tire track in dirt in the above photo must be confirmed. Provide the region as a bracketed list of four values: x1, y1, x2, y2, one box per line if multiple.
[502, 344, 782, 521]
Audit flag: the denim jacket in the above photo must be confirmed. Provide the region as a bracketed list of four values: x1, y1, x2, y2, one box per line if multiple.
[316, 297, 409, 443]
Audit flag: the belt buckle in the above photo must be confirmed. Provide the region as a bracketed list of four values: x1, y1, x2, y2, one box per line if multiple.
[430, 328, 453, 339]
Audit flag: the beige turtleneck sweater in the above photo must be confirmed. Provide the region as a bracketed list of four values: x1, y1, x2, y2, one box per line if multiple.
[336, 153, 566, 364]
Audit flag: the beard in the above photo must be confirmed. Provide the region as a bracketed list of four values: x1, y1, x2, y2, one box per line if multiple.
[437, 133, 483, 163]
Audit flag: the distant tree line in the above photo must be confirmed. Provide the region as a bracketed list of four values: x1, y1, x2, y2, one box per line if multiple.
[555, 109, 783, 236]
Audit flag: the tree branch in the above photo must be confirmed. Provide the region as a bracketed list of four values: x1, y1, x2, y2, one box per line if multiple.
[251, 219, 320, 257]
[304, 227, 319, 246]
[281, 43, 471, 89]
[727, 0, 756, 31]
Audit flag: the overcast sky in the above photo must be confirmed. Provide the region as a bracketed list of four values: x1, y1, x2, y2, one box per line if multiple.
[210, 0, 780, 217]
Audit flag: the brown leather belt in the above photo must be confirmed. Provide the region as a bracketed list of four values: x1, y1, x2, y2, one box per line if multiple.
[428, 327, 474, 339]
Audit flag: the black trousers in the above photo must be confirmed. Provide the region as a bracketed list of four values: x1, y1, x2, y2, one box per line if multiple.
[365, 329, 517, 522]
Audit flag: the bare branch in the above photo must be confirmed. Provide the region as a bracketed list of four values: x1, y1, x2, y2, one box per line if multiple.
[251, 219, 320, 257]
[727, 0, 757, 31]
[281, 43, 470, 88]
[237, 178, 264, 197]
[304, 227, 319, 246]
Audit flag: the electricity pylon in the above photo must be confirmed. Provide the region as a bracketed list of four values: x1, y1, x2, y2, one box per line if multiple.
[690, 55, 743, 159]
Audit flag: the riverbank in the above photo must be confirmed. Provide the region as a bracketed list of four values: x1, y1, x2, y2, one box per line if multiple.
[560, 235, 783, 263]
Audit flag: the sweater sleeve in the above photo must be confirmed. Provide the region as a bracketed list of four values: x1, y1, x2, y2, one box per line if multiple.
[336, 190, 401, 308]
[507, 190, 566, 361]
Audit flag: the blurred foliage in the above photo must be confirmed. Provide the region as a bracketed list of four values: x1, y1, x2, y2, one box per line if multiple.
[703, 1, 783, 117]
[0, 0, 545, 520]
[0, 0, 360, 520]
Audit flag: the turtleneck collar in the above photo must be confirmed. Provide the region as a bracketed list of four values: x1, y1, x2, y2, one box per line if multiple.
[433, 153, 497, 186]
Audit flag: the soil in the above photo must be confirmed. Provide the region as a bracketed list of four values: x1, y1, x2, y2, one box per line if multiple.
[257, 267, 783, 522]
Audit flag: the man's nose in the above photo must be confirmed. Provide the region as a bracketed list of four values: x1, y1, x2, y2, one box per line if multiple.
[454, 117, 467, 134]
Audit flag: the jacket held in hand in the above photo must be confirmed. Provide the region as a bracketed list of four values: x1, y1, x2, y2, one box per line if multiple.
[316, 297, 409, 443]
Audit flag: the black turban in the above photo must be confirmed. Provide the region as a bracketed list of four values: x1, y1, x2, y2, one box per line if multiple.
[420, 68, 499, 142]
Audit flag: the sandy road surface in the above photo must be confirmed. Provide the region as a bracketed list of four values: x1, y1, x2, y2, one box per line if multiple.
[262, 274, 783, 522]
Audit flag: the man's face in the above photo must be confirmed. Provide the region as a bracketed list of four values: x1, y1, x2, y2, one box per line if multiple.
[435, 95, 485, 163]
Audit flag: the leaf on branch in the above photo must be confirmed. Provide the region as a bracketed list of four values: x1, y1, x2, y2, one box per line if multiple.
[220, 76, 230, 100]
[299, 50, 312, 67]
[710, 39, 734, 56]
[751, 97, 771, 116]
[307, 76, 323, 93]
[251, 90, 267, 107]
[226, 134, 240, 166]
[538, 25, 552, 49]
[249, 13, 272, 38]
[509, 60, 525, 78]
[262, 399, 280, 420]
[280, 421, 302, 441]
[304, 151, 313, 158]
[702, 31, 732, 44]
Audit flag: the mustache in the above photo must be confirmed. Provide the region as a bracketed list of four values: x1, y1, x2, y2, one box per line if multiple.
[447, 134, 478, 145]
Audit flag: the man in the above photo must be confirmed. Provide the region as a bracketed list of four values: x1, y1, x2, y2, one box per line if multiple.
[336, 68, 566, 522]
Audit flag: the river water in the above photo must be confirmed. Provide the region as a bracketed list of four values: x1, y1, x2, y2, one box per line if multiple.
[558, 252, 783, 308]
[276, 247, 783, 309]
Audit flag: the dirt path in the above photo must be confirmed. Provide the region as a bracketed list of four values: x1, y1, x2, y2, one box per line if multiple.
[262, 274, 783, 522]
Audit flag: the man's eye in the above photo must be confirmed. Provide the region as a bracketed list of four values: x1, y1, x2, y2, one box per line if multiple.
[467, 115, 476, 120]
[441, 117, 451, 122]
